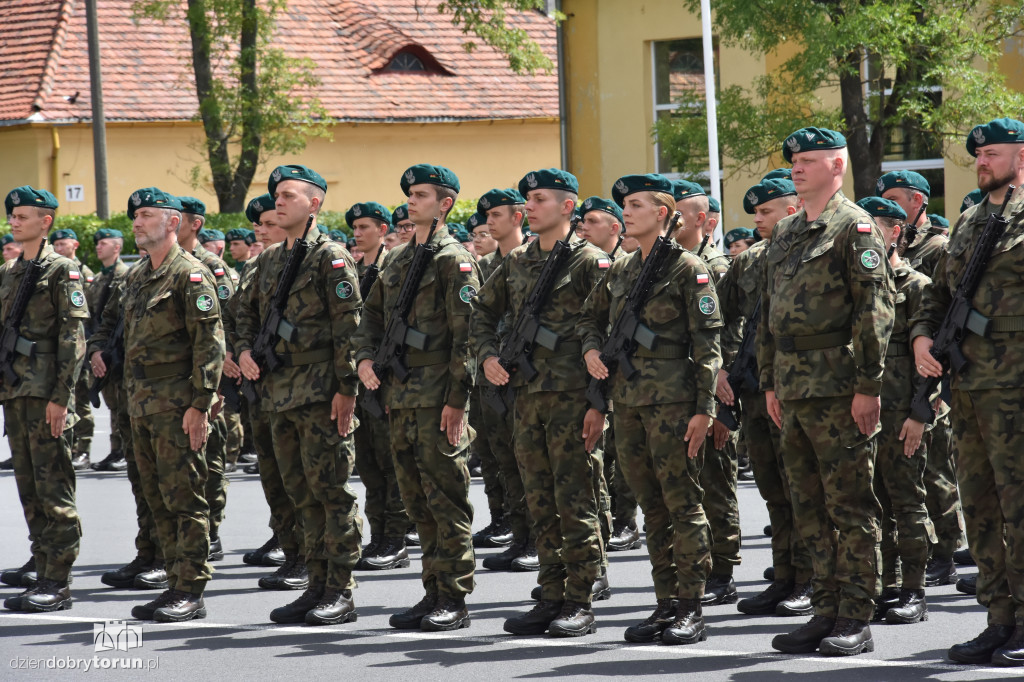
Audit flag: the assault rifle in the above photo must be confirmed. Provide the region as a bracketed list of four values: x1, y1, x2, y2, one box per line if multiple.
[241, 214, 315, 403]
[895, 200, 929, 258]
[87, 310, 124, 408]
[909, 187, 1014, 424]
[482, 214, 582, 415]
[585, 214, 682, 413]
[715, 296, 761, 431]
[359, 244, 385, 299]
[361, 218, 440, 419]
[0, 238, 48, 388]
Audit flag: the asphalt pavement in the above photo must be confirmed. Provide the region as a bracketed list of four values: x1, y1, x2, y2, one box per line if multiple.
[0, 410, 1013, 681]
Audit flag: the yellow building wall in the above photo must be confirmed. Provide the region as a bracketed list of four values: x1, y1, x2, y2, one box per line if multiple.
[1, 118, 560, 216]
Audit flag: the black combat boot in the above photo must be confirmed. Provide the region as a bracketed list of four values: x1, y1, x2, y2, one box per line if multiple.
[22, 579, 72, 612]
[208, 536, 224, 562]
[818, 617, 873, 656]
[355, 535, 382, 569]
[737, 580, 794, 616]
[483, 539, 527, 571]
[1, 557, 35, 587]
[360, 537, 410, 570]
[91, 451, 127, 472]
[421, 595, 470, 631]
[662, 599, 707, 645]
[775, 581, 813, 616]
[243, 535, 284, 566]
[270, 584, 325, 624]
[473, 511, 513, 548]
[152, 590, 207, 622]
[948, 624, 1015, 664]
[405, 526, 420, 546]
[259, 557, 309, 590]
[992, 624, 1024, 667]
[131, 589, 177, 620]
[548, 601, 595, 637]
[701, 574, 737, 606]
[606, 519, 641, 551]
[925, 556, 957, 586]
[592, 570, 611, 601]
[872, 586, 901, 622]
[772, 615, 836, 654]
[956, 574, 977, 595]
[624, 598, 679, 642]
[305, 589, 357, 625]
[763, 566, 775, 581]
[3, 584, 40, 611]
[504, 600, 564, 635]
[511, 542, 540, 572]
[134, 561, 168, 590]
[389, 593, 438, 629]
[885, 588, 927, 624]
[102, 556, 156, 588]
[71, 452, 90, 471]
[953, 547, 975, 566]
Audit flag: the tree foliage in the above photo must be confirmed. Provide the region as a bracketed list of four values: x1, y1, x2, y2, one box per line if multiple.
[658, 0, 1024, 198]
[437, 0, 559, 74]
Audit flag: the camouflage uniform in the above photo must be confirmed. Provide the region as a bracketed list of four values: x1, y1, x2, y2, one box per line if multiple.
[874, 263, 936, 592]
[70, 257, 96, 459]
[86, 258, 130, 456]
[578, 244, 722, 600]
[352, 248, 410, 542]
[236, 231, 363, 592]
[757, 191, 895, 623]
[911, 190, 1024, 628]
[0, 244, 87, 583]
[718, 240, 812, 584]
[122, 245, 224, 594]
[352, 229, 480, 599]
[472, 238, 605, 604]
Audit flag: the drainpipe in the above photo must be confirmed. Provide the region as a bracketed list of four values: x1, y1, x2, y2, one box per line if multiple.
[555, 0, 568, 171]
[51, 127, 60, 199]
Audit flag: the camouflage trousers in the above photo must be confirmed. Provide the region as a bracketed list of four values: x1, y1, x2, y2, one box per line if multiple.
[479, 388, 531, 543]
[742, 389, 812, 583]
[104, 379, 157, 561]
[224, 405, 243, 466]
[591, 430, 612, 571]
[469, 393, 504, 516]
[390, 406, 475, 598]
[205, 411, 229, 540]
[240, 396, 255, 454]
[71, 370, 94, 456]
[614, 400, 710, 600]
[353, 403, 407, 538]
[924, 414, 966, 560]
[951, 388, 1024, 627]
[779, 396, 881, 622]
[514, 390, 602, 604]
[250, 405, 301, 557]
[604, 418, 638, 524]
[271, 402, 362, 591]
[873, 409, 935, 591]
[131, 408, 211, 594]
[701, 429, 741, 577]
[5, 397, 81, 583]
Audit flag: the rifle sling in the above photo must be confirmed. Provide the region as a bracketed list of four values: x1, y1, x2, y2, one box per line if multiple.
[132, 360, 191, 380]
[634, 342, 689, 359]
[979, 315, 1024, 334]
[533, 341, 582, 359]
[776, 330, 851, 352]
[278, 348, 333, 367]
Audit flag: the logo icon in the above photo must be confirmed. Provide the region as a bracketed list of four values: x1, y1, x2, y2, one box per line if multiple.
[459, 284, 477, 303]
[271, 168, 282, 183]
[876, 178, 885, 193]
[480, 197, 490, 209]
[131, 192, 141, 207]
[196, 294, 214, 312]
[614, 179, 628, 195]
[9, 192, 19, 205]
[583, 198, 592, 209]
[804, 131, 815, 140]
[698, 295, 717, 315]
[861, 249, 881, 270]
[746, 191, 758, 206]
[336, 281, 353, 299]
[526, 173, 538, 189]
[786, 136, 801, 152]
[94, 621, 143, 652]
[352, 204, 362, 217]
[217, 284, 230, 300]
[973, 127, 986, 145]
[404, 169, 416, 186]
[70, 290, 85, 307]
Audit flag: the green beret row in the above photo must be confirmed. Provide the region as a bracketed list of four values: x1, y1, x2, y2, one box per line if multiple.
[392, 204, 409, 224]
[402, 164, 460, 196]
[466, 212, 486, 230]
[743, 178, 796, 214]
[928, 214, 949, 228]
[518, 168, 579, 197]
[967, 117, 1024, 157]
[5, 186, 58, 215]
[673, 180, 706, 202]
[856, 196, 907, 220]
[268, 165, 327, 195]
[198, 228, 225, 243]
[782, 127, 847, 162]
[246, 193, 276, 224]
[0, 234, 14, 246]
[961, 189, 985, 212]
[612, 174, 674, 207]
[876, 170, 930, 197]
[179, 196, 206, 216]
[50, 228, 78, 242]
[478, 188, 524, 214]
[225, 228, 255, 244]
[580, 196, 623, 223]
[94, 228, 123, 243]
[724, 227, 756, 247]
[128, 187, 182, 219]
[345, 202, 391, 229]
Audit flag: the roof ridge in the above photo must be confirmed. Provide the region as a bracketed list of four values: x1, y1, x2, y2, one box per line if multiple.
[330, 0, 450, 73]
[32, 0, 76, 114]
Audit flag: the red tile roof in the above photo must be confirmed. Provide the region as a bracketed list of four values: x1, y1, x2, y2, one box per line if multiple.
[0, 0, 558, 125]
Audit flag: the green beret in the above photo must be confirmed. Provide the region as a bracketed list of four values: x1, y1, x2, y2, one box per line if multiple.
[327, 230, 346, 242]
[268, 164, 327, 195]
[93, 228, 123, 244]
[5, 186, 58, 215]
[761, 168, 791, 181]
[742, 179, 797, 214]
[467, 212, 487, 230]
[401, 164, 460, 195]
[707, 196, 721, 213]
[518, 168, 579, 197]
[0, 234, 13, 246]
[316, 224, 329, 235]
[580, 196, 624, 224]
[961, 189, 985, 213]
[345, 201, 391, 228]
[782, 127, 847, 162]
[245, 193, 276, 224]
[127, 187, 183, 219]
[672, 180, 706, 202]
[478, 188, 525, 214]
[386, 224, 398, 235]
[346, 237, 357, 248]
[966, 117, 1024, 157]
[876, 170, 930, 197]
[856, 197, 907, 221]
[50, 228, 78, 242]
[454, 229, 472, 243]
[198, 228, 225, 243]
[724, 227, 756, 248]
[446, 222, 465, 236]
[612, 174, 674, 207]
[391, 204, 409, 224]
[225, 228, 255, 245]
[178, 196, 206, 216]
[928, 214, 950, 228]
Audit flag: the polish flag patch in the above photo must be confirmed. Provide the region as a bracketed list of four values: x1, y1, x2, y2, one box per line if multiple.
[68, 270, 80, 280]
[214, 267, 225, 276]
[696, 273, 709, 284]
[459, 262, 473, 272]
[597, 258, 610, 269]
[190, 272, 203, 282]
[332, 258, 346, 269]
[857, 223, 873, 233]
[86, 276, 94, 283]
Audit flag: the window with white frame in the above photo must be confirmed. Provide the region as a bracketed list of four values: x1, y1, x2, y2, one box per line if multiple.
[651, 38, 717, 178]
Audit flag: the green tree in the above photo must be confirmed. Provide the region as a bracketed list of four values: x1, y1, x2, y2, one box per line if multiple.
[656, 1, 1024, 199]
[439, 0, 558, 74]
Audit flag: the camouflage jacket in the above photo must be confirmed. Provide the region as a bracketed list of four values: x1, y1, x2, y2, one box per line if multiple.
[694, 242, 731, 280]
[121, 245, 225, 417]
[882, 263, 929, 412]
[74, 257, 96, 288]
[477, 250, 502, 282]
[717, 239, 768, 367]
[224, 264, 258, 355]
[235, 230, 361, 409]
[192, 244, 235, 314]
[471, 237, 608, 395]
[578, 244, 723, 413]
[0, 244, 88, 408]
[356, 244, 387, 293]
[911, 189, 1024, 391]
[352, 229, 480, 410]
[86, 259, 129, 330]
[902, 221, 948, 279]
[757, 190, 895, 400]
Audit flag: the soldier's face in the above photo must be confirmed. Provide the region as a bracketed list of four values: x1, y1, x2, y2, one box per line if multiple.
[580, 212, 619, 249]
[2, 242, 22, 262]
[249, 242, 264, 257]
[406, 185, 442, 226]
[880, 188, 922, 222]
[524, 189, 572, 233]
[257, 212, 287, 246]
[8, 207, 48, 242]
[976, 144, 1024, 193]
[791, 150, 842, 195]
[229, 240, 249, 261]
[95, 238, 120, 262]
[396, 220, 415, 243]
[133, 207, 177, 251]
[352, 217, 385, 252]
[675, 199, 705, 244]
[274, 180, 316, 231]
[620, 236, 640, 253]
[753, 198, 797, 239]
[621, 194, 664, 240]
[486, 205, 518, 241]
[471, 226, 497, 256]
[384, 232, 401, 249]
[52, 238, 78, 258]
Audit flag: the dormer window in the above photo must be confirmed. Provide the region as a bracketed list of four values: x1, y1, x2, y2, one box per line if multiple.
[376, 45, 452, 75]
[387, 51, 425, 72]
